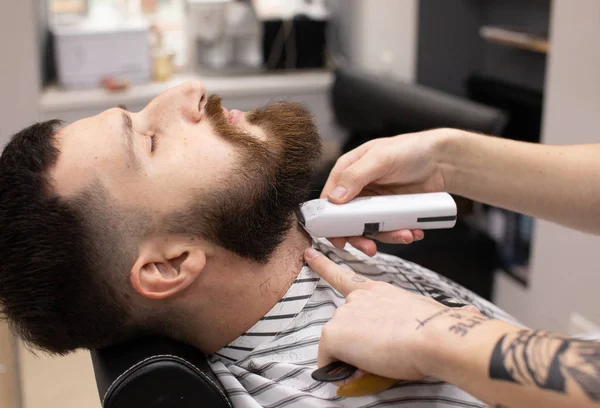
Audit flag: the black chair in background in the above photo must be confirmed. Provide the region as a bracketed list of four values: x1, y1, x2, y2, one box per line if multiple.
[310, 67, 509, 301]
[331, 67, 507, 152]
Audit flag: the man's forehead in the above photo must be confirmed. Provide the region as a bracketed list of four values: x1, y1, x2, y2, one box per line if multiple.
[57, 109, 117, 139]
[49, 111, 121, 197]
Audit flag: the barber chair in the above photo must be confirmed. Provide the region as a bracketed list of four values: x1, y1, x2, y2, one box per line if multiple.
[90, 67, 508, 408]
[91, 336, 231, 407]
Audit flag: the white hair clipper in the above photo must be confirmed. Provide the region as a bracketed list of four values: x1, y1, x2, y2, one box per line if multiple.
[299, 193, 457, 238]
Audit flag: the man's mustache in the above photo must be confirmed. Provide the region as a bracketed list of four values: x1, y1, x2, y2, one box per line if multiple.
[205, 94, 226, 122]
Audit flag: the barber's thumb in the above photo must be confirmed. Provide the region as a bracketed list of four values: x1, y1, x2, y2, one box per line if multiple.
[328, 166, 370, 204]
[328, 160, 381, 203]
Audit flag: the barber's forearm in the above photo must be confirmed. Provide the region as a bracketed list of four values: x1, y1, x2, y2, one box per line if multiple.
[438, 130, 600, 234]
[419, 312, 600, 408]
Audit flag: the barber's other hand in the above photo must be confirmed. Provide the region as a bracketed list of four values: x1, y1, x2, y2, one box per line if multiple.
[305, 248, 473, 384]
[322, 129, 457, 255]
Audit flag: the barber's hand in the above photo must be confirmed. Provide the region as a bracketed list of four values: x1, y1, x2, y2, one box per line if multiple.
[322, 129, 456, 255]
[305, 248, 477, 386]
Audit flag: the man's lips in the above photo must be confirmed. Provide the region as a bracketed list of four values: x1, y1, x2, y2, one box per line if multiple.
[228, 109, 243, 125]
[222, 106, 243, 125]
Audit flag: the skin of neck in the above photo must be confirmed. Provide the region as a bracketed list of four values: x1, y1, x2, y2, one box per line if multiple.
[173, 218, 313, 353]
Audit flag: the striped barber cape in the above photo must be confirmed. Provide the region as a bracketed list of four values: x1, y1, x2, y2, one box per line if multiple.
[208, 240, 519, 407]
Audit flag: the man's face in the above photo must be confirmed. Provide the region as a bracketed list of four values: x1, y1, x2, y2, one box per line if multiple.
[51, 80, 321, 262]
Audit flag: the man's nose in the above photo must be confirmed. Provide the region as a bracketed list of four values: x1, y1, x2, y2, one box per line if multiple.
[196, 84, 207, 113]
[154, 80, 206, 123]
[141, 81, 207, 127]
[180, 81, 207, 122]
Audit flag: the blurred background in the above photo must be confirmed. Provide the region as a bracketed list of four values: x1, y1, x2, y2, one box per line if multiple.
[1, 1, 599, 407]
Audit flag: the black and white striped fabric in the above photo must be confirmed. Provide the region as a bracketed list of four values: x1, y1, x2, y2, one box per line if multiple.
[208, 239, 519, 407]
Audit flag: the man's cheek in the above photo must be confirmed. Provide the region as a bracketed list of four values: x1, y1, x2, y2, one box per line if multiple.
[244, 123, 268, 141]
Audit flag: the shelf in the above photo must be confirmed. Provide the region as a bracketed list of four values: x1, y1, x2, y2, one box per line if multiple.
[480, 26, 549, 54]
[39, 69, 334, 114]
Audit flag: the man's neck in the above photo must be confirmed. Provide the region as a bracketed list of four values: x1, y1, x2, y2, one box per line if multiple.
[182, 221, 312, 352]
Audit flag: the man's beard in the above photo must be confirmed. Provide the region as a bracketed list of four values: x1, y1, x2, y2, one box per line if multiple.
[167, 95, 322, 263]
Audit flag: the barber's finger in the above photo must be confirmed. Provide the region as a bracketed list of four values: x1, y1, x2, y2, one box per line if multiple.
[321, 150, 363, 199]
[347, 236, 377, 256]
[321, 142, 375, 200]
[368, 229, 424, 244]
[413, 229, 425, 240]
[328, 237, 347, 250]
[327, 153, 391, 204]
[304, 248, 372, 297]
[327, 236, 377, 255]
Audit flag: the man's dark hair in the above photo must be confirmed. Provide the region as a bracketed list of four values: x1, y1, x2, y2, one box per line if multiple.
[0, 121, 140, 354]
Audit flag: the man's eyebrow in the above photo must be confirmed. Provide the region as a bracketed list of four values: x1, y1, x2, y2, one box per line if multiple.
[120, 110, 141, 170]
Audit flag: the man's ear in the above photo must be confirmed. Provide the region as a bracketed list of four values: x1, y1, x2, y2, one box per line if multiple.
[130, 235, 207, 300]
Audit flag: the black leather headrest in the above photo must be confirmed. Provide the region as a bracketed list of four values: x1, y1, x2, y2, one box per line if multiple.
[331, 66, 508, 136]
[91, 336, 231, 408]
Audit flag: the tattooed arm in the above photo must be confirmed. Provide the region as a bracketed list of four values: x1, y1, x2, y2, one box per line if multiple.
[423, 312, 600, 408]
[305, 249, 600, 408]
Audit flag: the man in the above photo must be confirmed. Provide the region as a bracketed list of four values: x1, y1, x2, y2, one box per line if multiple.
[0, 81, 515, 407]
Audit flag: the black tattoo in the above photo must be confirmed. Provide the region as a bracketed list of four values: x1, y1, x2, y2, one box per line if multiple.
[416, 308, 493, 334]
[448, 313, 492, 337]
[351, 274, 367, 283]
[416, 309, 452, 329]
[490, 330, 600, 403]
